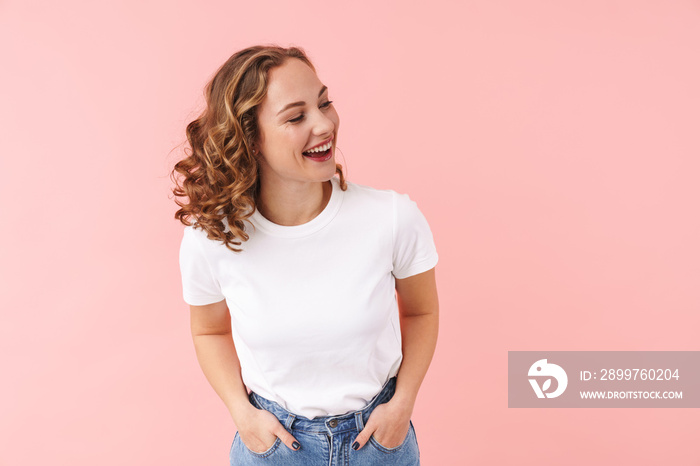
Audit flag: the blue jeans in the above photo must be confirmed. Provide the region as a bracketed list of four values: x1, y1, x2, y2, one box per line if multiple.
[229, 376, 421, 465]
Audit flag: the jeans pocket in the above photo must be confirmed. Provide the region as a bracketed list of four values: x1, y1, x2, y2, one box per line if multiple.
[235, 431, 282, 458]
[368, 420, 414, 453]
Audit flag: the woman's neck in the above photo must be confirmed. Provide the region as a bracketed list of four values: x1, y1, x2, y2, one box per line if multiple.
[256, 179, 332, 226]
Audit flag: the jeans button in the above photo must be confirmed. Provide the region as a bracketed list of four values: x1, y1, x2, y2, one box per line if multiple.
[328, 419, 338, 428]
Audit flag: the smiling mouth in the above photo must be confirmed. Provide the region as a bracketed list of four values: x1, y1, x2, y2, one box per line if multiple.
[303, 146, 332, 161]
[302, 137, 333, 156]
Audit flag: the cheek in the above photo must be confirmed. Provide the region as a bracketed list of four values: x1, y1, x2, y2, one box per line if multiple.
[271, 130, 300, 151]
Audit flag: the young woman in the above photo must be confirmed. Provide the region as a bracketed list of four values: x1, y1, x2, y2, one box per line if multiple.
[172, 44, 439, 466]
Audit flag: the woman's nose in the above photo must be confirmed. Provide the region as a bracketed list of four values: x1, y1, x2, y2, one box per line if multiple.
[311, 108, 335, 135]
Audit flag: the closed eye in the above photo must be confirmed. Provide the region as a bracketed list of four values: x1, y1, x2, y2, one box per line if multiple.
[288, 101, 334, 124]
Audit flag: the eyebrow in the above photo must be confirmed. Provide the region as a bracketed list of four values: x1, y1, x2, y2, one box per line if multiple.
[276, 85, 328, 116]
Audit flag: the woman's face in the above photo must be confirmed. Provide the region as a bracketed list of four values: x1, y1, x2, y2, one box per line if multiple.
[255, 58, 339, 188]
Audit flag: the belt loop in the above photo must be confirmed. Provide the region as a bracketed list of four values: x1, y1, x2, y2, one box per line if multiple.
[249, 392, 259, 409]
[354, 411, 364, 431]
[285, 413, 296, 430]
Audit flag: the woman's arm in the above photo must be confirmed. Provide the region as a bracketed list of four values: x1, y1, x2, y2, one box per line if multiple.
[352, 267, 439, 450]
[190, 299, 251, 420]
[392, 267, 440, 408]
[190, 300, 301, 453]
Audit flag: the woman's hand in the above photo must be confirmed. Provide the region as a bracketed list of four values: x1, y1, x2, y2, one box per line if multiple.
[351, 399, 412, 450]
[235, 404, 301, 453]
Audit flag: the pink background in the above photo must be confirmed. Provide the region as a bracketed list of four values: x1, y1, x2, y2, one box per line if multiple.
[2, 1, 699, 464]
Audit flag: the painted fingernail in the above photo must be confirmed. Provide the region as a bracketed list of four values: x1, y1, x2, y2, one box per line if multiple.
[352, 441, 359, 450]
[292, 441, 300, 450]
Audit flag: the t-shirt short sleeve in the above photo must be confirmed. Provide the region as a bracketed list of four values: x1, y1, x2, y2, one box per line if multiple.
[392, 191, 439, 279]
[179, 226, 226, 306]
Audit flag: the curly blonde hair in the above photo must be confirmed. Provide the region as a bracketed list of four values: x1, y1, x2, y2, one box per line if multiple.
[171, 44, 347, 252]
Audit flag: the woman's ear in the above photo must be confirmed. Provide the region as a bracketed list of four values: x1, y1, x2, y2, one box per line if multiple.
[250, 139, 260, 156]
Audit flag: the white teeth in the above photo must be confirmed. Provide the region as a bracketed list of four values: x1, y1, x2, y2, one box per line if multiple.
[304, 141, 332, 154]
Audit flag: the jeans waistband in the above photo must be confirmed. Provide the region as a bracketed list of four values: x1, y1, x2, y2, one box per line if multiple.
[249, 377, 397, 435]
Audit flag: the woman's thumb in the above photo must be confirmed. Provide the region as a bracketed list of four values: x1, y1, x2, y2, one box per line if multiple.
[351, 426, 374, 451]
[274, 425, 301, 451]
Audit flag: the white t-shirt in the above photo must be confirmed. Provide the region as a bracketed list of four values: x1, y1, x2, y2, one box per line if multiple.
[179, 176, 438, 419]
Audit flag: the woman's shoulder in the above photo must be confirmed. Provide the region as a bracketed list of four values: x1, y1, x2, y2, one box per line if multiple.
[344, 179, 422, 213]
[182, 220, 232, 250]
[344, 179, 399, 201]
[181, 222, 211, 250]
